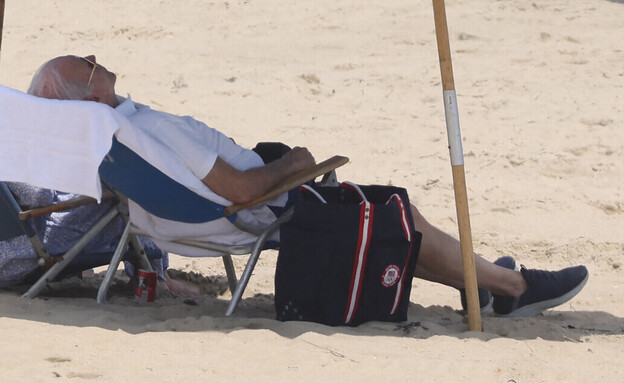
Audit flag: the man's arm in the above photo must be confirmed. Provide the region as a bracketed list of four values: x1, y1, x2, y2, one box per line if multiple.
[201, 146, 315, 204]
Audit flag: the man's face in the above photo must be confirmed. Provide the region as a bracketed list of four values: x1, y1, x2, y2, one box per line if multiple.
[59, 55, 118, 107]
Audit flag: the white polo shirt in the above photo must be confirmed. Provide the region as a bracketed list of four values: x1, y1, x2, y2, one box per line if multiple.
[114, 95, 286, 256]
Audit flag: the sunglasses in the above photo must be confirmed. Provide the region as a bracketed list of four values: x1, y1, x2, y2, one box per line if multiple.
[80, 57, 98, 88]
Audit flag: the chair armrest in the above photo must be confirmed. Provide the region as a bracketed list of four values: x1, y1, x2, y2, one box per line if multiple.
[18, 190, 116, 220]
[224, 155, 349, 216]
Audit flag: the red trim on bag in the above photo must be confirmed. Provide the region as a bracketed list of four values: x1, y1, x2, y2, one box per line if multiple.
[343, 201, 374, 324]
[387, 194, 411, 241]
[388, 194, 414, 315]
[391, 242, 413, 314]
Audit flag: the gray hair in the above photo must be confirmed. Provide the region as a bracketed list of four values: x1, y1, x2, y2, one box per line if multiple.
[27, 57, 92, 100]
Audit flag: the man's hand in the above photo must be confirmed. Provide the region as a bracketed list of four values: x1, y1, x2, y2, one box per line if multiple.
[280, 146, 316, 175]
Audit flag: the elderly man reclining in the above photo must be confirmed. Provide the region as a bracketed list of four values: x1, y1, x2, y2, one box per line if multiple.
[24, 54, 589, 317]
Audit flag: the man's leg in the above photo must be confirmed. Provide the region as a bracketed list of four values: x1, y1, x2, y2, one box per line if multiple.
[410, 204, 527, 297]
[410, 203, 589, 317]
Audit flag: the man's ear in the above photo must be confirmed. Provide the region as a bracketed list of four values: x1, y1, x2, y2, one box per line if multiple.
[41, 84, 55, 99]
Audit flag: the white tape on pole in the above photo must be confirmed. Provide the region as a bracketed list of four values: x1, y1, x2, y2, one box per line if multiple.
[443, 89, 464, 166]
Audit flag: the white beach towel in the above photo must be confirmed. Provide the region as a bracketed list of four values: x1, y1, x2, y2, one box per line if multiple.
[0, 84, 131, 200]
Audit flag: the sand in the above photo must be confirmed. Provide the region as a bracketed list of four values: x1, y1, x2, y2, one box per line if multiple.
[0, 0, 623, 381]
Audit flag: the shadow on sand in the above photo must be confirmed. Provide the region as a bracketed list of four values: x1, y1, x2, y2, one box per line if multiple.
[1, 272, 622, 343]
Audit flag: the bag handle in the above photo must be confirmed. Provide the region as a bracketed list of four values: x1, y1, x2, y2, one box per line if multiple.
[301, 181, 368, 204]
[339, 181, 368, 203]
[299, 184, 327, 203]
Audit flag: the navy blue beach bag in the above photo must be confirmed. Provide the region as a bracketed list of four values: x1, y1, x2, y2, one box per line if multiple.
[275, 182, 422, 326]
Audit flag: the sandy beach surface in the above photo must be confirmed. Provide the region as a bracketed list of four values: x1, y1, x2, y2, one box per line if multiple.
[1, 0, 623, 381]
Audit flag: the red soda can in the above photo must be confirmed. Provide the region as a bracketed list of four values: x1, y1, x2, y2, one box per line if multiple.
[134, 269, 157, 304]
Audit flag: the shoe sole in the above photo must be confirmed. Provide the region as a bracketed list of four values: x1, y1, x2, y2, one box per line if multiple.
[496, 272, 589, 318]
[460, 293, 493, 314]
[481, 297, 493, 314]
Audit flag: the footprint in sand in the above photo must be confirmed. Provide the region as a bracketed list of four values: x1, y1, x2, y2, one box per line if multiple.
[45, 356, 71, 363]
[67, 372, 103, 379]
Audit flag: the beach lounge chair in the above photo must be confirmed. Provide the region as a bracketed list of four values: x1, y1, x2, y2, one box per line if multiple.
[0, 181, 157, 297]
[98, 137, 348, 315]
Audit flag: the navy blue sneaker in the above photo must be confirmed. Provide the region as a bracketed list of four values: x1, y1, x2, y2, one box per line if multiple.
[459, 256, 517, 313]
[459, 288, 493, 313]
[491, 256, 519, 314]
[493, 259, 589, 317]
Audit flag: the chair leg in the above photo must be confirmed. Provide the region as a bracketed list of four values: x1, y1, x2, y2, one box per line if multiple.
[128, 231, 152, 272]
[222, 255, 238, 295]
[225, 242, 263, 316]
[22, 207, 120, 299]
[225, 208, 293, 316]
[97, 220, 131, 303]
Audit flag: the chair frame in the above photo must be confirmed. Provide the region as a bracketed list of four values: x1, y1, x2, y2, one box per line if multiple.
[0, 181, 153, 298]
[97, 202, 294, 316]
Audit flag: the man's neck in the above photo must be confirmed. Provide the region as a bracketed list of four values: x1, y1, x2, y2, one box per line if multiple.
[109, 98, 120, 108]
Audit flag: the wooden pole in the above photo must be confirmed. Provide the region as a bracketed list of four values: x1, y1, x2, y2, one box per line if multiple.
[0, 0, 5, 55]
[432, 0, 482, 331]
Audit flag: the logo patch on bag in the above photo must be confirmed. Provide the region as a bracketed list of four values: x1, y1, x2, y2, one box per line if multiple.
[381, 265, 401, 287]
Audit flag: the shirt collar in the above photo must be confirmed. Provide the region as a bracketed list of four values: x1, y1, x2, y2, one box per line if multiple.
[114, 94, 138, 117]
